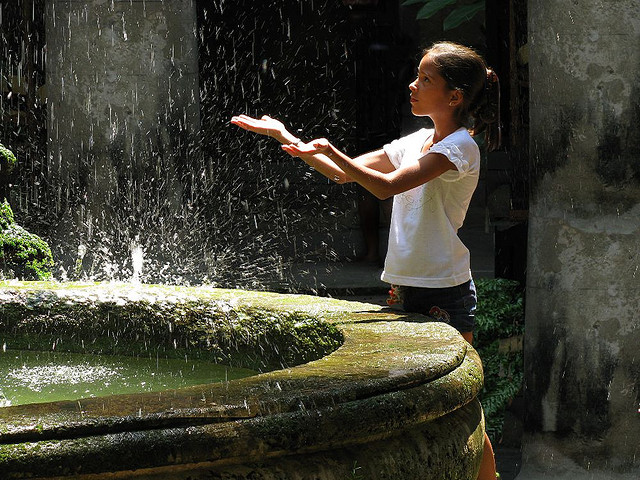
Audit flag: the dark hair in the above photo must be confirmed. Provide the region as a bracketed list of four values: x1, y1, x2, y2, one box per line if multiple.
[423, 42, 501, 151]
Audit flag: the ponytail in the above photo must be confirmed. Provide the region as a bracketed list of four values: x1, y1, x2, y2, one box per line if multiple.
[470, 68, 501, 152]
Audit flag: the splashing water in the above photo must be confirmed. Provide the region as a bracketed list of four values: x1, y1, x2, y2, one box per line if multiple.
[2, 1, 359, 288]
[131, 240, 144, 283]
[8, 363, 120, 392]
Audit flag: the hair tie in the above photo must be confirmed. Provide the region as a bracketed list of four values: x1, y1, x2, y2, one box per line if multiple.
[478, 68, 500, 124]
[485, 68, 497, 92]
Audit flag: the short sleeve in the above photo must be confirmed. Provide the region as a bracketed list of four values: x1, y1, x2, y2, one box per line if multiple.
[383, 129, 431, 169]
[383, 138, 405, 169]
[429, 141, 468, 182]
[428, 130, 479, 182]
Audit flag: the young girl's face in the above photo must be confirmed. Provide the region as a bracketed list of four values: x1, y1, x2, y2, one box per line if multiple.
[409, 54, 456, 118]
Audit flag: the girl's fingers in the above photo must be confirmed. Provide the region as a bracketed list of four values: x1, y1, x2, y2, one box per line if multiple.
[230, 116, 249, 125]
[231, 117, 267, 134]
[281, 145, 301, 157]
[230, 120, 250, 129]
[231, 114, 257, 124]
[282, 143, 318, 155]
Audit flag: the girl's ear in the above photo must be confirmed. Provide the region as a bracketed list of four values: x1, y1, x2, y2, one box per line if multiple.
[449, 89, 463, 107]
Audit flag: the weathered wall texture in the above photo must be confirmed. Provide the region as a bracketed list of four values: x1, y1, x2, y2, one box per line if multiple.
[45, 0, 199, 266]
[522, 0, 640, 477]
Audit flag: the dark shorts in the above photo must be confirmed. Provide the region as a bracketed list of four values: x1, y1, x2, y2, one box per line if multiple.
[401, 279, 477, 333]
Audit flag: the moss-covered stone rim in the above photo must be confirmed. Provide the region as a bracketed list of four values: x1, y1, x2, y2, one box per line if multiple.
[0, 281, 484, 477]
[0, 281, 347, 372]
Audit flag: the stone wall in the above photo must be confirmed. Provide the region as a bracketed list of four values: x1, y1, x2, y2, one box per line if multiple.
[45, 0, 200, 277]
[522, 0, 640, 477]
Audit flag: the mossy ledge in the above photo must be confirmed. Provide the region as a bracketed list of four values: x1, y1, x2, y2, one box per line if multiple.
[0, 282, 485, 479]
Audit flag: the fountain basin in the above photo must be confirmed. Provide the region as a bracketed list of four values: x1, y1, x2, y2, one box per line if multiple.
[0, 282, 485, 479]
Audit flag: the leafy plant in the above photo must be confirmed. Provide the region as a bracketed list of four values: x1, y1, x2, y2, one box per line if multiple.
[478, 340, 523, 442]
[0, 143, 17, 202]
[349, 461, 364, 480]
[402, 0, 485, 30]
[475, 278, 524, 347]
[474, 278, 524, 443]
[0, 200, 15, 230]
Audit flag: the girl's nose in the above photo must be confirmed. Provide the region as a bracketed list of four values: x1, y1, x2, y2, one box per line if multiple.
[409, 80, 417, 91]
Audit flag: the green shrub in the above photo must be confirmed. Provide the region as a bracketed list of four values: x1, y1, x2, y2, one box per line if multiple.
[0, 200, 15, 230]
[475, 278, 524, 346]
[0, 143, 17, 203]
[475, 278, 524, 443]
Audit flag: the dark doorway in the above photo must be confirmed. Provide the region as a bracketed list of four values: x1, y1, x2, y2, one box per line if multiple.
[485, 0, 529, 287]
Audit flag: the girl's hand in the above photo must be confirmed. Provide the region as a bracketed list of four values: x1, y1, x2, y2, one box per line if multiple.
[230, 114, 288, 140]
[282, 138, 331, 157]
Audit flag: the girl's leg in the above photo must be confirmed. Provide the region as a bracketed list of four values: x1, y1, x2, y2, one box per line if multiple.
[403, 284, 496, 478]
[461, 330, 497, 480]
[478, 433, 498, 480]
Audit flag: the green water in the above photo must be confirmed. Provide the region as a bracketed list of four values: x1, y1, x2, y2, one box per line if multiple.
[0, 350, 257, 407]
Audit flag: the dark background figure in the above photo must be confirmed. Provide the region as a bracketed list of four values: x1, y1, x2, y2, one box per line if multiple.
[348, 1, 414, 264]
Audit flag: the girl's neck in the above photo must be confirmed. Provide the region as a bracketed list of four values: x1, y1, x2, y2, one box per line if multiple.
[422, 119, 463, 154]
[430, 114, 463, 143]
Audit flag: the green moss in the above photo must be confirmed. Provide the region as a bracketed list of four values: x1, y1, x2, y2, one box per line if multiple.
[0, 201, 14, 230]
[0, 143, 17, 175]
[0, 287, 343, 371]
[0, 202, 54, 280]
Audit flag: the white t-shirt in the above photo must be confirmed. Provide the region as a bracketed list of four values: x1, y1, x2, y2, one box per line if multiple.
[381, 127, 480, 288]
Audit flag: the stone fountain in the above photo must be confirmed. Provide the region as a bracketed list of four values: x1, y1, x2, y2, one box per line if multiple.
[0, 282, 485, 479]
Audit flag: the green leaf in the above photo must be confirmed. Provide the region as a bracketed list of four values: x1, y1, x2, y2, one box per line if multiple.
[443, 2, 485, 30]
[401, 0, 429, 6]
[416, 0, 457, 20]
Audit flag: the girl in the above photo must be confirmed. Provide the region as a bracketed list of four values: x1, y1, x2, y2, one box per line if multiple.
[231, 41, 501, 479]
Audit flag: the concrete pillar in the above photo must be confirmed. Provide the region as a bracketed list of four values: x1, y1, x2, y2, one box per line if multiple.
[45, 0, 199, 270]
[521, 1, 640, 478]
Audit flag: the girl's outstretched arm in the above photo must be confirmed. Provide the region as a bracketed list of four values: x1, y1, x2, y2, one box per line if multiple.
[230, 114, 394, 184]
[230, 114, 299, 144]
[230, 114, 351, 183]
[283, 139, 455, 200]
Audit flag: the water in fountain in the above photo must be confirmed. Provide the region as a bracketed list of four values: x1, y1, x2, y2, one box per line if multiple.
[0, 348, 256, 407]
